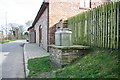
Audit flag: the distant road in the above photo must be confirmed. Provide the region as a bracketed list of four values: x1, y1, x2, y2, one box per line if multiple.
[2, 40, 26, 78]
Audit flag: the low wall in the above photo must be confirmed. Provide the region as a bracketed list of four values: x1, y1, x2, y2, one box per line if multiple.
[49, 45, 90, 67]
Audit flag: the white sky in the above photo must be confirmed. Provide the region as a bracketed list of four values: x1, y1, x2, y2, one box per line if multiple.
[0, 0, 43, 26]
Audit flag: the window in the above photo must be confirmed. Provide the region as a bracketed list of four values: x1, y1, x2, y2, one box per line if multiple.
[80, 0, 91, 8]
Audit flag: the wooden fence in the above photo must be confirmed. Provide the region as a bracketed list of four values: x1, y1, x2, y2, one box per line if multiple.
[67, 1, 120, 49]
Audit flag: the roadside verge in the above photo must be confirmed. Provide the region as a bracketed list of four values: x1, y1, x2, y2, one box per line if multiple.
[23, 43, 49, 77]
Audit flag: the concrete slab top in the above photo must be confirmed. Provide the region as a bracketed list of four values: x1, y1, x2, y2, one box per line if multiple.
[49, 45, 90, 50]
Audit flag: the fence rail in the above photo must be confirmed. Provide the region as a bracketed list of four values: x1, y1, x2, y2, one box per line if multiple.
[68, 1, 120, 49]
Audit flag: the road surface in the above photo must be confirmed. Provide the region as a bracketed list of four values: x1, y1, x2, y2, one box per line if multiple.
[1, 40, 26, 78]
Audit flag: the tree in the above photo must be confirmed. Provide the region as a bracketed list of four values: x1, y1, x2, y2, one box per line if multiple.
[24, 32, 28, 36]
[8, 23, 25, 39]
[18, 25, 25, 38]
[25, 20, 33, 27]
[1, 25, 8, 40]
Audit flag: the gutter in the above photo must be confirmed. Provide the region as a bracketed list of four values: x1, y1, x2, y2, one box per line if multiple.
[32, 2, 49, 28]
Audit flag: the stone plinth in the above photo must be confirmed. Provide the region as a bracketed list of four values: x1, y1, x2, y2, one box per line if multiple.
[49, 45, 90, 67]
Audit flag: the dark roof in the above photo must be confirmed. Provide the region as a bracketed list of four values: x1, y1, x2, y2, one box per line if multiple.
[32, 2, 49, 27]
[27, 26, 33, 31]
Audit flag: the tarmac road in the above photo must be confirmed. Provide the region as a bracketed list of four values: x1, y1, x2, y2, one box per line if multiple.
[2, 40, 26, 78]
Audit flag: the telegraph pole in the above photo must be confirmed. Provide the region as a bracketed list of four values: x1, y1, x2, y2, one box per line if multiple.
[5, 11, 8, 40]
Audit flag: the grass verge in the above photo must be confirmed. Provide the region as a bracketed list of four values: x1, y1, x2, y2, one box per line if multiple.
[0, 39, 23, 44]
[54, 49, 119, 78]
[28, 48, 119, 78]
[28, 56, 58, 78]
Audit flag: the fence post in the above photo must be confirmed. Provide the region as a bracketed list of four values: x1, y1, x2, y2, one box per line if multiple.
[117, 1, 120, 49]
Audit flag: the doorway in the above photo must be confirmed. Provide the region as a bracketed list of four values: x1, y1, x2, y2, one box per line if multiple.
[39, 25, 42, 46]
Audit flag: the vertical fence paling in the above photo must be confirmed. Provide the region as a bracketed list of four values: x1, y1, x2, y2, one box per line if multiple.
[68, 1, 120, 49]
[116, 1, 120, 49]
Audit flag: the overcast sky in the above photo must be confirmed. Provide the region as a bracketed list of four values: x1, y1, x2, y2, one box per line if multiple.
[0, 0, 43, 27]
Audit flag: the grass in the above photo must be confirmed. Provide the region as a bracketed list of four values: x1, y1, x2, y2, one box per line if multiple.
[0, 39, 23, 44]
[28, 56, 58, 78]
[54, 49, 119, 78]
[28, 48, 119, 78]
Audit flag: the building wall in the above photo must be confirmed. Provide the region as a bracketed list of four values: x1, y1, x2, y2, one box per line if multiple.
[49, 1, 85, 28]
[29, 32, 35, 43]
[48, 1, 85, 45]
[49, 0, 109, 28]
[91, 0, 109, 8]
[28, 28, 35, 43]
[34, 7, 48, 50]
[48, 0, 108, 45]
[35, 26, 39, 45]
[33, 0, 110, 50]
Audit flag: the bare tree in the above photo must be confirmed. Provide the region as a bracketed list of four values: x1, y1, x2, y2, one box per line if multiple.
[25, 20, 33, 27]
[7, 23, 24, 39]
[1, 25, 8, 40]
[18, 25, 25, 38]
